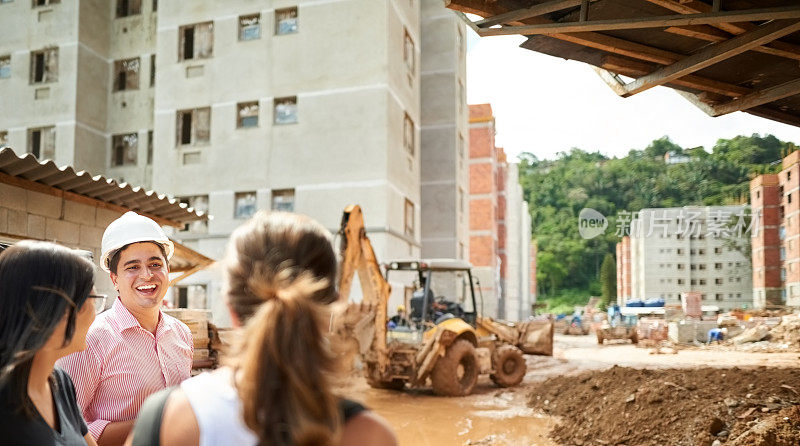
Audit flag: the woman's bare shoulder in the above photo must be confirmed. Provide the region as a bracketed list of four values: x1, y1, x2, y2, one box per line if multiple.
[341, 410, 397, 446]
[160, 388, 201, 446]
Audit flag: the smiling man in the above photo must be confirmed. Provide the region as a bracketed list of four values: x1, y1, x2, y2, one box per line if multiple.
[57, 212, 193, 446]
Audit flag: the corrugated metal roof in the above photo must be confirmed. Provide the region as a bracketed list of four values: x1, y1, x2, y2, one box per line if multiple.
[0, 147, 206, 226]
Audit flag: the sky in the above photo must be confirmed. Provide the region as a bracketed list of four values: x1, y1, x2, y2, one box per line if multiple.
[466, 32, 800, 162]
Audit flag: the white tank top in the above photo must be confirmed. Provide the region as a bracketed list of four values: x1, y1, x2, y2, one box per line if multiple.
[180, 368, 258, 446]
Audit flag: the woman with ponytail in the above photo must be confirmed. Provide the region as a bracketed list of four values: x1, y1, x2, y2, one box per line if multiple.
[0, 241, 102, 445]
[131, 212, 396, 446]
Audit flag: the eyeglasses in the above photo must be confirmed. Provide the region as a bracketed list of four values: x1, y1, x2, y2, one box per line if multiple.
[87, 294, 108, 314]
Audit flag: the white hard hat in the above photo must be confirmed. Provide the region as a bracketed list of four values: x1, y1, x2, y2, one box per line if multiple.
[100, 211, 174, 272]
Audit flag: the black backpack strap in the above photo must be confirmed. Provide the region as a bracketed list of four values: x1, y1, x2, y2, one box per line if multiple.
[131, 386, 177, 446]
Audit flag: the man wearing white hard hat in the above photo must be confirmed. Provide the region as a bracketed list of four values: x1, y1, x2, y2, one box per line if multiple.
[58, 212, 193, 446]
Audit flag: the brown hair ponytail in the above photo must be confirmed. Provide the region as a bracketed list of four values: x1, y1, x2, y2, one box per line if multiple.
[224, 212, 341, 446]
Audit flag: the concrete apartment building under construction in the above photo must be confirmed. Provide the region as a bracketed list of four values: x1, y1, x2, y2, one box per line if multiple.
[468, 104, 534, 320]
[751, 150, 800, 309]
[616, 206, 753, 311]
[0, 0, 484, 324]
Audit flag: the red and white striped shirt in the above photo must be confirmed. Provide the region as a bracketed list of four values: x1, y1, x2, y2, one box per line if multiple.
[57, 298, 193, 440]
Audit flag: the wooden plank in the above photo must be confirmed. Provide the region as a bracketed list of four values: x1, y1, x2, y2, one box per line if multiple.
[475, 0, 589, 28]
[665, 26, 800, 61]
[555, 32, 680, 65]
[712, 78, 800, 116]
[478, 6, 800, 36]
[664, 25, 730, 42]
[592, 67, 628, 96]
[746, 105, 800, 127]
[0, 171, 184, 228]
[450, 0, 780, 108]
[601, 55, 751, 97]
[621, 20, 800, 97]
[646, 0, 800, 61]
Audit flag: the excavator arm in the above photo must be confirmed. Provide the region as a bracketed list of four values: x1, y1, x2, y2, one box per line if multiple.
[336, 205, 391, 375]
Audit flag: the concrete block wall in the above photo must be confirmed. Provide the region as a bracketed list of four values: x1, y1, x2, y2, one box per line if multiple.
[0, 183, 119, 297]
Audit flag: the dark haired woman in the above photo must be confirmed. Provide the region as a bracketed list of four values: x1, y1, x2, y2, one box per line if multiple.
[131, 212, 396, 446]
[0, 241, 103, 445]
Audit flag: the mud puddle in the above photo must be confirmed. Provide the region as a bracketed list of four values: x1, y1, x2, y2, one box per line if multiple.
[346, 378, 557, 446]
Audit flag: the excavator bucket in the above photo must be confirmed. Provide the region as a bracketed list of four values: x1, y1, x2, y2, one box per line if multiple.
[329, 301, 377, 369]
[517, 320, 554, 356]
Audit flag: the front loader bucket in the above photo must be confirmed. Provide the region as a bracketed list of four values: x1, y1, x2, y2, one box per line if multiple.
[517, 320, 554, 356]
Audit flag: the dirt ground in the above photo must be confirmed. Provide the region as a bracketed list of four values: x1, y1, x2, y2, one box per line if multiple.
[339, 334, 800, 445]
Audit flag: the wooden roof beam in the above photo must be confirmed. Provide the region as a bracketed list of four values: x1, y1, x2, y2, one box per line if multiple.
[712, 78, 800, 116]
[620, 20, 800, 97]
[645, 0, 800, 61]
[478, 6, 800, 36]
[475, 0, 596, 28]
[600, 55, 751, 98]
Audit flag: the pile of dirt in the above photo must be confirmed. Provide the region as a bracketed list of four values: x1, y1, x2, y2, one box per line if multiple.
[527, 366, 800, 445]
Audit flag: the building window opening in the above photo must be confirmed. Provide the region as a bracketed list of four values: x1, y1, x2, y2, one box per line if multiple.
[175, 284, 206, 308]
[0, 56, 9, 79]
[28, 126, 55, 159]
[150, 54, 155, 86]
[273, 96, 297, 124]
[147, 130, 153, 165]
[403, 113, 415, 156]
[176, 107, 210, 145]
[275, 7, 298, 35]
[235, 192, 257, 219]
[114, 58, 140, 91]
[237, 101, 259, 128]
[403, 28, 415, 85]
[112, 133, 138, 166]
[178, 195, 209, 232]
[33, 0, 60, 7]
[271, 189, 295, 212]
[116, 0, 141, 17]
[179, 22, 213, 61]
[239, 13, 261, 40]
[30, 47, 58, 84]
[404, 198, 415, 237]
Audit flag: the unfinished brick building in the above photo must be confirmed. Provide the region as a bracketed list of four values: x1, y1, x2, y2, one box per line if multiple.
[468, 103, 533, 320]
[751, 151, 800, 308]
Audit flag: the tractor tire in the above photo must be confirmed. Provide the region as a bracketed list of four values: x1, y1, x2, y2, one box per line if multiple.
[367, 378, 405, 391]
[490, 345, 526, 388]
[596, 331, 604, 345]
[431, 339, 479, 396]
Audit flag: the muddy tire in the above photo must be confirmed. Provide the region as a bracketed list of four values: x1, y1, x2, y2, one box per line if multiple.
[596, 331, 604, 345]
[431, 339, 479, 396]
[490, 345, 526, 388]
[367, 378, 405, 391]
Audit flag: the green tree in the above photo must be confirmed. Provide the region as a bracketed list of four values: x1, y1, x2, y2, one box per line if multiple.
[599, 253, 616, 309]
[519, 134, 797, 308]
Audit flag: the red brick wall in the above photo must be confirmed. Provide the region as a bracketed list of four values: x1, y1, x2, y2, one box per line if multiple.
[470, 163, 494, 195]
[470, 198, 494, 231]
[751, 174, 781, 290]
[469, 127, 494, 158]
[470, 235, 494, 267]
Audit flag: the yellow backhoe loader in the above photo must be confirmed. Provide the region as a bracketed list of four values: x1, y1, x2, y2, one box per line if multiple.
[331, 205, 553, 396]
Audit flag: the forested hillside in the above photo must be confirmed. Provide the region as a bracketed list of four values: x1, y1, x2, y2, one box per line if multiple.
[518, 134, 796, 313]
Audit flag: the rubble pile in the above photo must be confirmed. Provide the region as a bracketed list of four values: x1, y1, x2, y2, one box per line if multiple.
[768, 315, 800, 347]
[528, 366, 800, 446]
